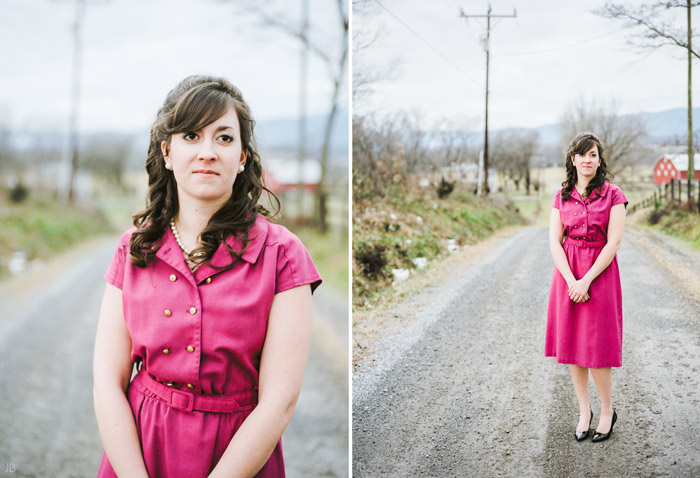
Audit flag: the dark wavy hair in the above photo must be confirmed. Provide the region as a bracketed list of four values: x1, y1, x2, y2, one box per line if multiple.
[561, 132, 614, 201]
[129, 75, 279, 269]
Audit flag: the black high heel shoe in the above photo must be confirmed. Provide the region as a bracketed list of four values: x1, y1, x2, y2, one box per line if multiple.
[592, 409, 617, 442]
[575, 409, 593, 441]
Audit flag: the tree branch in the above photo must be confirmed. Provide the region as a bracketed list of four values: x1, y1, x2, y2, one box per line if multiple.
[597, 2, 700, 58]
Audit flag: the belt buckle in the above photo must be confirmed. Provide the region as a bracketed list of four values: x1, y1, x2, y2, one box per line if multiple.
[170, 389, 195, 412]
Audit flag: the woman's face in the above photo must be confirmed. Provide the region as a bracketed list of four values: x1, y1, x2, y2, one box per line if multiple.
[162, 107, 246, 207]
[571, 144, 600, 180]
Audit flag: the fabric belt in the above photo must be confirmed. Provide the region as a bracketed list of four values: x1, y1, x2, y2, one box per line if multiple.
[133, 371, 258, 414]
[564, 238, 607, 248]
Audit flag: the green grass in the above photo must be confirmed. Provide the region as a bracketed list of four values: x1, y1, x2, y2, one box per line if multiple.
[288, 226, 349, 297]
[353, 187, 525, 308]
[0, 189, 114, 279]
[646, 203, 700, 250]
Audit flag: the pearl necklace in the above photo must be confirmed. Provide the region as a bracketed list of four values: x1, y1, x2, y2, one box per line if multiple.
[170, 219, 193, 256]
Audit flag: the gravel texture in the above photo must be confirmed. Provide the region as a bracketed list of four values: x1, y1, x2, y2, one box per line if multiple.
[0, 235, 348, 477]
[353, 225, 700, 477]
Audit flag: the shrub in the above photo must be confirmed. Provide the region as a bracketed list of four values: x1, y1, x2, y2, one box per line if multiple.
[9, 182, 29, 203]
[355, 241, 387, 280]
[647, 207, 667, 225]
[436, 177, 454, 199]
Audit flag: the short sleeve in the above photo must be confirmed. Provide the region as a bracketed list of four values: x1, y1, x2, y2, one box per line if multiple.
[610, 184, 628, 208]
[552, 189, 562, 209]
[275, 234, 322, 295]
[104, 229, 134, 290]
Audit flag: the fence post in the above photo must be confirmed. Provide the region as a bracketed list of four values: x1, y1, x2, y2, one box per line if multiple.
[690, 178, 694, 204]
[671, 179, 675, 202]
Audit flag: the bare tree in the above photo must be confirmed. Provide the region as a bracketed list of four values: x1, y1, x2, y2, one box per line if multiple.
[597, 1, 699, 182]
[491, 130, 539, 193]
[560, 98, 650, 179]
[80, 135, 131, 189]
[232, 0, 348, 233]
[352, 114, 405, 203]
[352, 0, 399, 104]
[424, 119, 479, 176]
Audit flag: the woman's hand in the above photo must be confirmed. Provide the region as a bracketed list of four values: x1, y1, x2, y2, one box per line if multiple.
[567, 279, 591, 303]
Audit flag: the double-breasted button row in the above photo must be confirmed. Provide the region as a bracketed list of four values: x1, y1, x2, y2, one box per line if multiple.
[167, 273, 213, 285]
[164, 308, 198, 317]
[162, 346, 195, 353]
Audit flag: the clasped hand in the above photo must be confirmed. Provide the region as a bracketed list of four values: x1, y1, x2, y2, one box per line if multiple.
[567, 279, 591, 303]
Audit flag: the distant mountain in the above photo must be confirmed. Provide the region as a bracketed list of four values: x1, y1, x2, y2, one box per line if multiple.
[516, 107, 700, 146]
[256, 110, 349, 160]
[6, 109, 349, 169]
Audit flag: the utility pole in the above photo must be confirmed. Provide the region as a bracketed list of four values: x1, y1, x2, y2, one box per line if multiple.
[55, 0, 108, 203]
[688, 0, 695, 187]
[460, 4, 516, 196]
[297, 0, 309, 217]
[67, 0, 85, 203]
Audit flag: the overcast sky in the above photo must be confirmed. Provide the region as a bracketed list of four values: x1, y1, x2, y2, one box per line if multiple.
[0, 0, 346, 134]
[353, 0, 699, 131]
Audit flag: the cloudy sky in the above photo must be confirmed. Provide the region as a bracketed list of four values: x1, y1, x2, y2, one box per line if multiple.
[353, 0, 698, 130]
[0, 0, 346, 134]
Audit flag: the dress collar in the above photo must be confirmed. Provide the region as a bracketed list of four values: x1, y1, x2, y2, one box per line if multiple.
[155, 215, 269, 283]
[573, 181, 609, 202]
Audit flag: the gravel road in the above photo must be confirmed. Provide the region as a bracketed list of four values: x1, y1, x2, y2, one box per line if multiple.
[0, 235, 348, 478]
[353, 225, 700, 477]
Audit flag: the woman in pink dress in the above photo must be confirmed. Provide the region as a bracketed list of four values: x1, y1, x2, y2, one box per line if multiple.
[545, 132, 627, 443]
[93, 75, 321, 477]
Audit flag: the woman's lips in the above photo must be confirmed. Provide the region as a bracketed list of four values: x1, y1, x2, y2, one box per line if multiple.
[193, 170, 219, 175]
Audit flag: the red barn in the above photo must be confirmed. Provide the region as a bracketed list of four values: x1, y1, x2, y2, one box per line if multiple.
[653, 154, 700, 185]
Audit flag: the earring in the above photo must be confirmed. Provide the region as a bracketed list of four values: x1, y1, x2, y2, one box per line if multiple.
[239, 164, 245, 173]
[165, 162, 173, 170]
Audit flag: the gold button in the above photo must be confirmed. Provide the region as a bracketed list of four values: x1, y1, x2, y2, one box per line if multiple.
[583, 223, 586, 227]
[187, 383, 194, 389]
[187, 346, 194, 353]
[166, 381, 173, 387]
[574, 213, 577, 216]
[164, 309, 172, 317]
[162, 348, 170, 354]
[190, 307, 197, 315]
[169, 274, 177, 282]
[574, 225, 577, 228]
[582, 212, 586, 215]
[205, 277, 212, 284]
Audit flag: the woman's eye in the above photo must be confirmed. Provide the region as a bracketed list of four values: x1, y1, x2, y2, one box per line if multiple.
[183, 132, 197, 141]
[219, 134, 233, 143]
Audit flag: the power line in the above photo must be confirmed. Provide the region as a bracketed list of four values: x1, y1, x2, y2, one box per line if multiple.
[373, 0, 480, 85]
[460, 5, 517, 196]
[496, 27, 627, 57]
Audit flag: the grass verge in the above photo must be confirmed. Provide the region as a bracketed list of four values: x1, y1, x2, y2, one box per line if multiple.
[646, 200, 700, 250]
[353, 184, 526, 309]
[0, 189, 114, 280]
[290, 225, 349, 297]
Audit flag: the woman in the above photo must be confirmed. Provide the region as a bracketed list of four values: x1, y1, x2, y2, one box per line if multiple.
[93, 75, 322, 477]
[545, 132, 627, 443]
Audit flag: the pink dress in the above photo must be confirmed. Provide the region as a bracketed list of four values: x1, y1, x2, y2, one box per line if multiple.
[545, 181, 628, 368]
[97, 215, 322, 478]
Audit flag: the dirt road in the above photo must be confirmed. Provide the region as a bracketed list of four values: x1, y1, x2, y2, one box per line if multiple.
[0, 235, 347, 477]
[353, 225, 700, 477]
